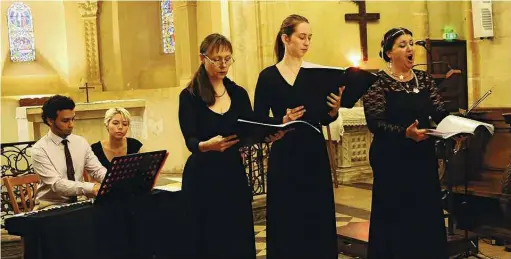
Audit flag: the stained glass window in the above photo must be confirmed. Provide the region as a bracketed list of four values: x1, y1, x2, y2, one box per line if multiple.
[160, 0, 175, 54]
[7, 2, 36, 62]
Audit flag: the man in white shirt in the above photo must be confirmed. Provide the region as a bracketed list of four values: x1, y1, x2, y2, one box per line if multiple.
[32, 95, 106, 209]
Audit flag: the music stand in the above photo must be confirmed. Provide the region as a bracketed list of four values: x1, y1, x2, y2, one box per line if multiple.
[443, 134, 485, 259]
[94, 150, 169, 204]
[432, 133, 484, 259]
[436, 137, 459, 235]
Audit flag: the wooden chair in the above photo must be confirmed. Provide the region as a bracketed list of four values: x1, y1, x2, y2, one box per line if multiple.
[2, 174, 39, 259]
[3, 174, 40, 214]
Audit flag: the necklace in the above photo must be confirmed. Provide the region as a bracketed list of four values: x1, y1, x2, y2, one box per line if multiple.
[215, 88, 226, 98]
[389, 68, 411, 81]
[388, 69, 420, 94]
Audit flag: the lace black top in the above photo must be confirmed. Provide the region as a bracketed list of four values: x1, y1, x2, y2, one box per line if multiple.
[361, 69, 450, 258]
[362, 69, 447, 139]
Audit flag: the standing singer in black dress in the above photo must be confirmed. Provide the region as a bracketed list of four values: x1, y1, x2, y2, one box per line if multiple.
[178, 33, 256, 259]
[362, 27, 449, 259]
[254, 14, 342, 259]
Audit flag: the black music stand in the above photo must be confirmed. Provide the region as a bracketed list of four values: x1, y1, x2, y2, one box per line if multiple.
[433, 133, 484, 258]
[451, 136, 484, 259]
[436, 136, 459, 235]
[94, 150, 169, 204]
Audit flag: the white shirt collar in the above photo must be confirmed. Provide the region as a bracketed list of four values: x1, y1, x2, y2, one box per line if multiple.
[48, 130, 68, 146]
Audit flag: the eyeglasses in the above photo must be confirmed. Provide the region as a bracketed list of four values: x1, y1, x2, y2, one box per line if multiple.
[202, 54, 235, 67]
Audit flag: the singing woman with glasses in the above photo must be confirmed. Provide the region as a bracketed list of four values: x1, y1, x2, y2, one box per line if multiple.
[178, 33, 256, 259]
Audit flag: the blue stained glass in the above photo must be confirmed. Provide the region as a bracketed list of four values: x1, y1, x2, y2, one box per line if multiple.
[7, 2, 36, 62]
[161, 0, 175, 54]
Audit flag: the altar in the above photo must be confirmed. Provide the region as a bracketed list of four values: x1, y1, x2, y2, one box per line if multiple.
[15, 99, 146, 143]
[325, 107, 373, 184]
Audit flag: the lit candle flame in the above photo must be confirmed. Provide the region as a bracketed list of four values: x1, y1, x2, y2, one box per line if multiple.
[348, 53, 361, 67]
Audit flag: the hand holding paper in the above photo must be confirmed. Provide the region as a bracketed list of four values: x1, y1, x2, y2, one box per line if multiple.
[406, 120, 429, 142]
[327, 86, 344, 117]
[264, 129, 292, 143]
[283, 106, 305, 123]
[200, 135, 239, 152]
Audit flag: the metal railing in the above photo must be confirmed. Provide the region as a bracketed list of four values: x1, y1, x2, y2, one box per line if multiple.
[240, 143, 270, 196]
[1, 141, 36, 226]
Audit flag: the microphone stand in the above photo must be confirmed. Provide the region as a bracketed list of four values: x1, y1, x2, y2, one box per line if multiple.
[413, 61, 453, 71]
[415, 40, 433, 71]
[416, 39, 489, 258]
[414, 40, 454, 74]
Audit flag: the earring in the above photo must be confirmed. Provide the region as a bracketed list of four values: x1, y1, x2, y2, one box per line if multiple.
[387, 61, 392, 70]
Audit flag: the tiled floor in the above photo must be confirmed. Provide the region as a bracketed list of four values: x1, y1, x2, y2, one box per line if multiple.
[332, 183, 511, 259]
[253, 212, 368, 259]
[155, 176, 511, 259]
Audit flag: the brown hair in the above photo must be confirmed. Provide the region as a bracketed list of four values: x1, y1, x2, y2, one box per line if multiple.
[379, 27, 413, 62]
[187, 33, 233, 106]
[274, 14, 309, 62]
[41, 95, 75, 126]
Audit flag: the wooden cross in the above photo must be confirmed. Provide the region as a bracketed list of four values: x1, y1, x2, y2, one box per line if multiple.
[79, 82, 95, 103]
[345, 0, 380, 62]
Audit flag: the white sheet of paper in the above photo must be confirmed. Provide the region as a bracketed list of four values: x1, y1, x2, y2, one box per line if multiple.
[427, 115, 495, 139]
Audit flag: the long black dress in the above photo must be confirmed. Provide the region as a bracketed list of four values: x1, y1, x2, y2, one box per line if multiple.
[362, 70, 449, 259]
[178, 78, 256, 259]
[254, 65, 338, 259]
[91, 137, 142, 170]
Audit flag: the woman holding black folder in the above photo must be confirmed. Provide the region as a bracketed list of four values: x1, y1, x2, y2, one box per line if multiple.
[362, 27, 449, 259]
[254, 14, 342, 259]
[178, 33, 256, 259]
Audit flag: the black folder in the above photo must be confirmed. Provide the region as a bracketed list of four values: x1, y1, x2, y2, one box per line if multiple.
[299, 66, 378, 109]
[236, 119, 321, 146]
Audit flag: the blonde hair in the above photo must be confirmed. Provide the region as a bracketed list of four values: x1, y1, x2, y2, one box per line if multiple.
[104, 107, 131, 127]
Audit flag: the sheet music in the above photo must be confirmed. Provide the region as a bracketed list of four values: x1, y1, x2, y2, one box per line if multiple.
[237, 119, 321, 133]
[427, 115, 495, 139]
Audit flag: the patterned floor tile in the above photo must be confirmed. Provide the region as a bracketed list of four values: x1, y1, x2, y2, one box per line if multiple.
[252, 212, 365, 259]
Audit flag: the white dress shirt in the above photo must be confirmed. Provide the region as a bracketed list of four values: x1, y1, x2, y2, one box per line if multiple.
[32, 130, 106, 204]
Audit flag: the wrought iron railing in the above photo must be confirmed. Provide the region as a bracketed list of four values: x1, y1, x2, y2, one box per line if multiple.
[240, 143, 271, 196]
[1, 141, 36, 226]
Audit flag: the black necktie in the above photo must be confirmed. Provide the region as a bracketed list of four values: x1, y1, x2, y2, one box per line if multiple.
[62, 139, 78, 203]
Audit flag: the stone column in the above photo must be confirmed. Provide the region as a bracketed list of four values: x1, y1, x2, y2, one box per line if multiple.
[173, 1, 199, 88]
[228, 1, 264, 96]
[196, 0, 230, 43]
[78, 1, 102, 91]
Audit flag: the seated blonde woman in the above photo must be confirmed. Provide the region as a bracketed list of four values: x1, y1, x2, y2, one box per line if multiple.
[91, 108, 143, 170]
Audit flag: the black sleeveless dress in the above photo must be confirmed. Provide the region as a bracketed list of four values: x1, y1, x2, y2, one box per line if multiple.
[91, 137, 143, 170]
